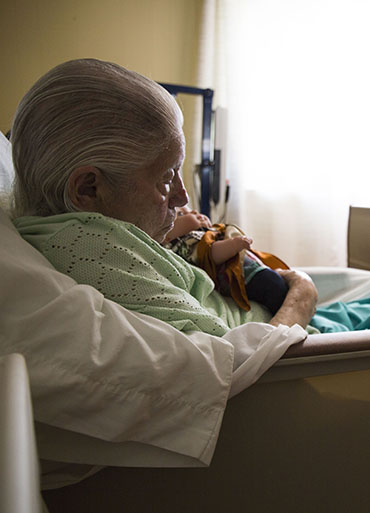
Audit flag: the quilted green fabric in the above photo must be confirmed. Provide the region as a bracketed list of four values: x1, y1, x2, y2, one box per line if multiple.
[15, 212, 272, 335]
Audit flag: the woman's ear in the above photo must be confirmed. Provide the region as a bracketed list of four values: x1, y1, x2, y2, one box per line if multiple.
[68, 166, 103, 210]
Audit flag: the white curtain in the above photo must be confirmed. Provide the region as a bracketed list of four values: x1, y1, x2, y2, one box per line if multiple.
[197, 0, 370, 266]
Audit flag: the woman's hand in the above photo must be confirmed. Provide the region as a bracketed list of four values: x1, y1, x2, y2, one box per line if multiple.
[269, 269, 318, 329]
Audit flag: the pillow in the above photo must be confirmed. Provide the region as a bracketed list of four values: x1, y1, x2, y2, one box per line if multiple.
[0, 131, 14, 193]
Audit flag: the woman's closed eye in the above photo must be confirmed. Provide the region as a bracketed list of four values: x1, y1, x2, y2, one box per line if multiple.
[158, 169, 176, 195]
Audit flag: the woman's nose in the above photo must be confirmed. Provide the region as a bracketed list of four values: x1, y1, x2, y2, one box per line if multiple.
[169, 174, 189, 208]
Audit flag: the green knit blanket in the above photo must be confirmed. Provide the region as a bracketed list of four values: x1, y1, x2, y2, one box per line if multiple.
[15, 212, 272, 335]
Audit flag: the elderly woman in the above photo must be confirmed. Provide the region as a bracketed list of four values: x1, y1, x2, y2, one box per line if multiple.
[11, 59, 370, 337]
[10, 58, 318, 337]
[5, 58, 370, 508]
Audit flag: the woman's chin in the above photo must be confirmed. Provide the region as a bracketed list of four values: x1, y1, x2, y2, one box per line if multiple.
[155, 223, 174, 244]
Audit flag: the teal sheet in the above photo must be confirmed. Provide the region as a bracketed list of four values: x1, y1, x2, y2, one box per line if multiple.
[310, 298, 370, 333]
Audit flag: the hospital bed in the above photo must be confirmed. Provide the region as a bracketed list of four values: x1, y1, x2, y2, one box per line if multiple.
[2, 118, 370, 512]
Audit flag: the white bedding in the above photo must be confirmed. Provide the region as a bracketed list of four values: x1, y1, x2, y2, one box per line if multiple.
[298, 266, 370, 305]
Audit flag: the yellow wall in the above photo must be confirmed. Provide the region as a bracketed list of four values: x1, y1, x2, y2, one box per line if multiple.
[0, 0, 205, 198]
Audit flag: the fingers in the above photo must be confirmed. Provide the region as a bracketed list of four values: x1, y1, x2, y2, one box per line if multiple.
[277, 269, 318, 303]
[277, 269, 314, 284]
[242, 235, 253, 246]
[232, 236, 253, 252]
[196, 213, 212, 228]
[238, 236, 252, 250]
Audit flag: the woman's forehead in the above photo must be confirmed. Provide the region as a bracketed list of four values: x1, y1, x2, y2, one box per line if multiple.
[172, 136, 185, 162]
[155, 137, 185, 171]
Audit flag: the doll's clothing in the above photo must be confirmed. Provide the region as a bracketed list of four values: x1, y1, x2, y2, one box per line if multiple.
[166, 223, 289, 313]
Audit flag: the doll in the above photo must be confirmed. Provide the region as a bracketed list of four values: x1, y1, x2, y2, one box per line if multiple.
[163, 207, 289, 315]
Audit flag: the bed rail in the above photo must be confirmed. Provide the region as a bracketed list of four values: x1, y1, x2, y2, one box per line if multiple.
[260, 329, 370, 383]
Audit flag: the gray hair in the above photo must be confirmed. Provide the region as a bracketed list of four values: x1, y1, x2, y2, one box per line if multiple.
[11, 58, 184, 217]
